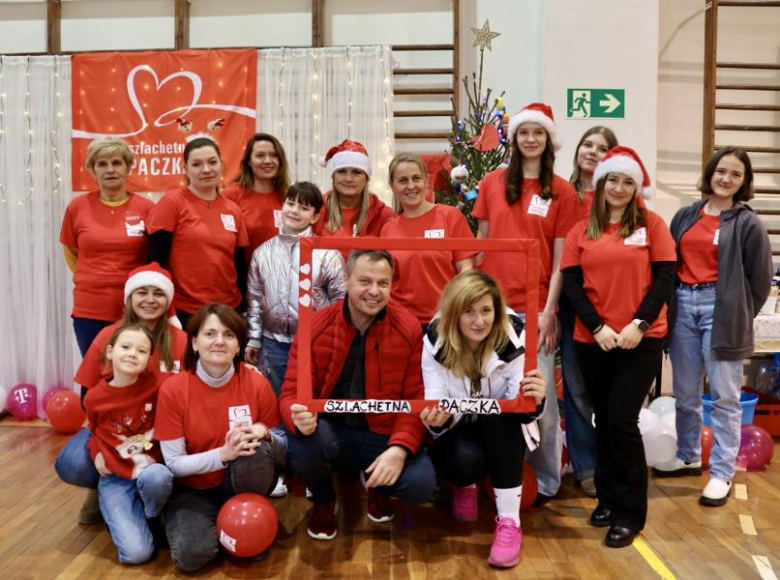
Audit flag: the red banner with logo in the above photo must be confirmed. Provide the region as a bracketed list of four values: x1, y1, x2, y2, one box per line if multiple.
[72, 49, 257, 192]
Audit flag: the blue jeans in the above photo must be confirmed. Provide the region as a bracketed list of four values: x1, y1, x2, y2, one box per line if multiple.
[288, 417, 436, 504]
[72, 317, 112, 357]
[99, 464, 174, 565]
[559, 298, 597, 481]
[262, 338, 292, 396]
[669, 285, 743, 481]
[55, 428, 99, 488]
[519, 313, 562, 497]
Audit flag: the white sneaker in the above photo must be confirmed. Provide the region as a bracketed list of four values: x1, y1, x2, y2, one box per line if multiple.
[652, 457, 702, 478]
[270, 476, 288, 498]
[700, 478, 731, 507]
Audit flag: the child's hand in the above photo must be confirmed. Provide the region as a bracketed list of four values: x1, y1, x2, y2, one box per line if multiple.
[94, 452, 112, 476]
[245, 346, 261, 365]
[520, 369, 546, 404]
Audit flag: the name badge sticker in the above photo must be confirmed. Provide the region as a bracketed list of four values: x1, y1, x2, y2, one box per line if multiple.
[273, 209, 283, 229]
[228, 405, 252, 429]
[424, 229, 445, 239]
[527, 194, 552, 218]
[221, 214, 237, 233]
[125, 217, 145, 237]
[624, 227, 648, 246]
[713, 229, 720, 245]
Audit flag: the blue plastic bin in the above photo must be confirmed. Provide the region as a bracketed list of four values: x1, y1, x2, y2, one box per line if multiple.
[702, 392, 758, 426]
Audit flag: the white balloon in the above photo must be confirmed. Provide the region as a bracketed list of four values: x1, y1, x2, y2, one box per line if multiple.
[659, 410, 677, 430]
[643, 424, 678, 466]
[649, 396, 676, 417]
[638, 408, 659, 435]
[0, 384, 6, 413]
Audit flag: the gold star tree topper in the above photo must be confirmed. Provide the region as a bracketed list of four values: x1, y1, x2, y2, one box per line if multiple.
[471, 20, 501, 51]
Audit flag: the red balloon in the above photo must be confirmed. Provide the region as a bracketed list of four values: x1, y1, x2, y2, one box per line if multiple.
[701, 425, 713, 467]
[737, 425, 775, 471]
[7, 383, 38, 421]
[217, 493, 278, 557]
[46, 392, 85, 433]
[43, 385, 70, 416]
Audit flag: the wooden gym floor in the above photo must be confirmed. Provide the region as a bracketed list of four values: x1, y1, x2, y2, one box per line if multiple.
[0, 418, 778, 580]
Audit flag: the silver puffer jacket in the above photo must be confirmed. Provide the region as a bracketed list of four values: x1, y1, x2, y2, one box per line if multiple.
[246, 226, 346, 347]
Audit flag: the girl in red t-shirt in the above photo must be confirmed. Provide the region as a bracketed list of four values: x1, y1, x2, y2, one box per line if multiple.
[314, 140, 394, 248]
[81, 323, 173, 565]
[569, 126, 618, 221]
[380, 153, 475, 327]
[154, 304, 283, 572]
[561, 146, 676, 548]
[222, 133, 290, 260]
[472, 102, 579, 504]
[147, 138, 249, 328]
[60, 137, 154, 355]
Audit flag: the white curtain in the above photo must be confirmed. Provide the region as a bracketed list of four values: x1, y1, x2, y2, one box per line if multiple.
[0, 55, 77, 413]
[257, 46, 396, 202]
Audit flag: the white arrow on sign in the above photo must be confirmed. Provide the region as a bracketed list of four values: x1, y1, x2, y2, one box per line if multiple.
[599, 93, 621, 114]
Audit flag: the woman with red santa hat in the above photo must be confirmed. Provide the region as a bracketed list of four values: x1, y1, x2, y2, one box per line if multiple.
[472, 102, 579, 506]
[561, 146, 676, 547]
[314, 140, 394, 245]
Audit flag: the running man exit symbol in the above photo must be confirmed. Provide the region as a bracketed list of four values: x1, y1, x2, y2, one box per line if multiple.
[567, 89, 625, 119]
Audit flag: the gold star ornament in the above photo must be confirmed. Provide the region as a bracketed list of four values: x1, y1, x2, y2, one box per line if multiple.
[471, 20, 501, 51]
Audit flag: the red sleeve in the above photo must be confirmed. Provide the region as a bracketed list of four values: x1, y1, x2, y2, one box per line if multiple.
[236, 211, 249, 248]
[367, 204, 395, 236]
[560, 223, 585, 270]
[553, 181, 580, 239]
[648, 213, 677, 262]
[388, 325, 425, 453]
[74, 325, 114, 388]
[471, 173, 494, 220]
[146, 191, 180, 234]
[448, 207, 477, 262]
[59, 199, 78, 247]
[247, 367, 281, 428]
[278, 331, 301, 433]
[221, 184, 240, 203]
[154, 375, 185, 441]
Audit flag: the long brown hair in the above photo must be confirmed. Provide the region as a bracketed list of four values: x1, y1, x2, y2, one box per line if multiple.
[504, 138, 556, 204]
[436, 271, 510, 381]
[698, 146, 754, 202]
[585, 174, 647, 240]
[233, 133, 291, 194]
[569, 126, 618, 199]
[120, 292, 175, 372]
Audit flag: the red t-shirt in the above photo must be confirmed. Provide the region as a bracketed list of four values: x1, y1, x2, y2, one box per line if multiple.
[75, 321, 188, 388]
[579, 190, 595, 221]
[60, 192, 154, 320]
[146, 187, 249, 314]
[677, 210, 719, 284]
[85, 372, 163, 480]
[561, 212, 677, 343]
[154, 365, 281, 489]
[222, 183, 284, 261]
[471, 168, 579, 312]
[380, 204, 476, 325]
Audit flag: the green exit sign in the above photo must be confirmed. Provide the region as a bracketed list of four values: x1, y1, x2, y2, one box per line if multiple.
[567, 88, 625, 119]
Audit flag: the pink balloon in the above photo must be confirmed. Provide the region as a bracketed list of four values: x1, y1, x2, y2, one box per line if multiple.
[42, 385, 70, 416]
[737, 425, 775, 471]
[7, 383, 38, 421]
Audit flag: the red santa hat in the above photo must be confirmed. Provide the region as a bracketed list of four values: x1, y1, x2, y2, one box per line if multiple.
[123, 263, 181, 328]
[593, 146, 652, 198]
[507, 102, 563, 151]
[320, 139, 372, 178]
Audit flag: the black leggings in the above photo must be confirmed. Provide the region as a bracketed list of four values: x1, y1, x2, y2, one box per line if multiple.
[576, 338, 662, 530]
[430, 413, 526, 489]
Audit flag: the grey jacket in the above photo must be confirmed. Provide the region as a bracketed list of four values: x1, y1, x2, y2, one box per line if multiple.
[246, 227, 346, 347]
[670, 199, 773, 360]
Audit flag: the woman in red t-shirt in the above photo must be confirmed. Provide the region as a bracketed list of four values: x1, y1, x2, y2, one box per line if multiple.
[561, 146, 676, 548]
[147, 137, 249, 329]
[222, 133, 290, 260]
[559, 126, 618, 498]
[472, 102, 579, 504]
[60, 137, 154, 355]
[380, 153, 475, 328]
[314, 140, 394, 247]
[155, 303, 283, 572]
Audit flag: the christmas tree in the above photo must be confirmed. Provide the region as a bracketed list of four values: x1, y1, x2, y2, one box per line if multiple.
[436, 20, 510, 233]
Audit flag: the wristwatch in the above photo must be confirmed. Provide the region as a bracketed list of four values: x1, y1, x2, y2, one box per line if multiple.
[632, 319, 650, 332]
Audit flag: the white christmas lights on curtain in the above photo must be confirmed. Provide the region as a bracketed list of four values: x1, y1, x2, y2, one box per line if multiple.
[257, 46, 396, 201]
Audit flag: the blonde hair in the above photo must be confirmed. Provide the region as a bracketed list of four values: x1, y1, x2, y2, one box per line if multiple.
[437, 271, 510, 382]
[388, 153, 428, 214]
[86, 137, 134, 172]
[325, 173, 372, 234]
[585, 173, 646, 240]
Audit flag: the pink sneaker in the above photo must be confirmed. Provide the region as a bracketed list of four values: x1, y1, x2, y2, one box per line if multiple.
[488, 516, 522, 568]
[452, 486, 478, 522]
